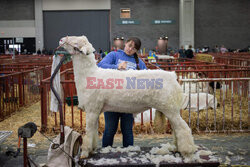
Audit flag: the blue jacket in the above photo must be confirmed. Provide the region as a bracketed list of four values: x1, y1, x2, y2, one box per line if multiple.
[98, 50, 147, 70]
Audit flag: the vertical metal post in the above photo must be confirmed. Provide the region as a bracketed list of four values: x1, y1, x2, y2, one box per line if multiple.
[11, 76, 14, 113]
[63, 84, 66, 125]
[14, 75, 18, 111]
[23, 73, 25, 105]
[222, 81, 225, 131]
[197, 81, 199, 132]
[231, 81, 234, 130]
[188, 82, 191, 127]
[206, 82, 209, 132]
[248, 80, 250, 131]
[239, 81, 242, 131]
[220, 73, 222, 104]
[0, 81, 2, 119]
[150, 108, 152, 126]
[40, 83, 47, 131]
[12, 37, 15, 59]
[213, 81, 217, 131]
[70, 84, 74, 128]
[5, 77, 9, 117]
[183, 74, 185, 93]
[23, 138, 27, 167]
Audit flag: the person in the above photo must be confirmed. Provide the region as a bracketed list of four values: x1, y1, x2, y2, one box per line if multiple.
[156, 36, 167, 55]
[196, 47, 201, 53]
[42, 48, 48, 55]
[190, 45, 195, 53]
[98, 48, 106, 59]
[202, 45, 209, 53]
[14, 48, 18, 55]
[113, 36, 124, 51]
[23, 49, 28, 54]
[37, 48, 41, 55]
[214, 45, 220, 53]
[178, 45, 186, 58]
[163, 36, 168, 48]
[220, 45, 228, 54]
[98, 37, 147, 147]
[5, 49, 10, 55]
[185, 45, 194, 59]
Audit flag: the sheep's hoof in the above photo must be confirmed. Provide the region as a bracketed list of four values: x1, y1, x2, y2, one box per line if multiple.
[80, 151, 89, 159]
[179, 144, 197, 157]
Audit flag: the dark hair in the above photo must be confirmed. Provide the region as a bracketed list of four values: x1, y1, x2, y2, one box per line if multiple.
[126, 37, 141, 51]
[126, 37, 141, 70]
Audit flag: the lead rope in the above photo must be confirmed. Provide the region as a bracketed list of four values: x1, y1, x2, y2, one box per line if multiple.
[38, 130, 76, 162]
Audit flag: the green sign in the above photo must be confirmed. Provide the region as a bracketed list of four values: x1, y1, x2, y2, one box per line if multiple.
[152, 20, 175, 24]
[116, 19, 140, 25]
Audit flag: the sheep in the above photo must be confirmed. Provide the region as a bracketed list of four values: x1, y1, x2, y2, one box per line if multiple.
[134, 109, 168, 134]
[179, 75, 221, 94]
[58, 35, 197, 159]
[134, 108, 156, 124]
[182, 93, 218, 111]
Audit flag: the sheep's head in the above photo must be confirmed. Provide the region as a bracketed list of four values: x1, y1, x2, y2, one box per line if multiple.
[59, 35, 95, 55]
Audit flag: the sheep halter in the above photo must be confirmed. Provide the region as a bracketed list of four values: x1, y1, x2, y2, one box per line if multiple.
[56, 36, 83, 55]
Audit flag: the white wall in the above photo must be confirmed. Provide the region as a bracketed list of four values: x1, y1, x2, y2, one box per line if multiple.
[43, 0, 111, 10]
[0, 20, 35, 38]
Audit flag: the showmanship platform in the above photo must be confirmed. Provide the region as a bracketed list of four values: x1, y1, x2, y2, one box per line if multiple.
[79, 145, 220, 167]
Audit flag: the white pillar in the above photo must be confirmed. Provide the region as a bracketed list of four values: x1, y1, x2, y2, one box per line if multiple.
[179, 0, 195, 48]
[35, 0, 44, 51]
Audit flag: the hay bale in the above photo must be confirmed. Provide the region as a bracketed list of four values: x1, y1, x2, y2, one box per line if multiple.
[195, 54, 213, 62]
[133, 123, 154, 134]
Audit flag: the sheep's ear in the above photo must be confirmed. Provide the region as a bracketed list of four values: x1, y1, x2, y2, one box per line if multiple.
[80, 44, 95, 55]
[80, 46, 87, 55]
[88, 44, 96, 53]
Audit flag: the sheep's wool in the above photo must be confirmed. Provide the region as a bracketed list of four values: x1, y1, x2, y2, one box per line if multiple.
[87, 144, 218, 167]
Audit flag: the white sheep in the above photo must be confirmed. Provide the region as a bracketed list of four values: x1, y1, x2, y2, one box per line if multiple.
[182, 93, 218, 111]
[134, 108, 156, 124]
[59, 35, 196, 158]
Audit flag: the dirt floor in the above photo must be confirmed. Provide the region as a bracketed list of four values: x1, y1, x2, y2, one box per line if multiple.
[0, 102, 249, 166]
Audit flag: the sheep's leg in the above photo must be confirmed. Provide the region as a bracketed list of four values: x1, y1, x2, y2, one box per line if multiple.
[92, 121, 99, 151]
[167, 112, 196, 156]
[81, 112, 99, 158]
[156, 110, 177, 150]
[172, 128, 178, 151]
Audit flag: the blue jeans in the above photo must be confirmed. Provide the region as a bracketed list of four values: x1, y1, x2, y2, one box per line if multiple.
[102, 112, 134, 147]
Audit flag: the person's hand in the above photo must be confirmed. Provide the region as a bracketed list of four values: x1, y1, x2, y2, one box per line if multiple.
[118, 61, 127, 70]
